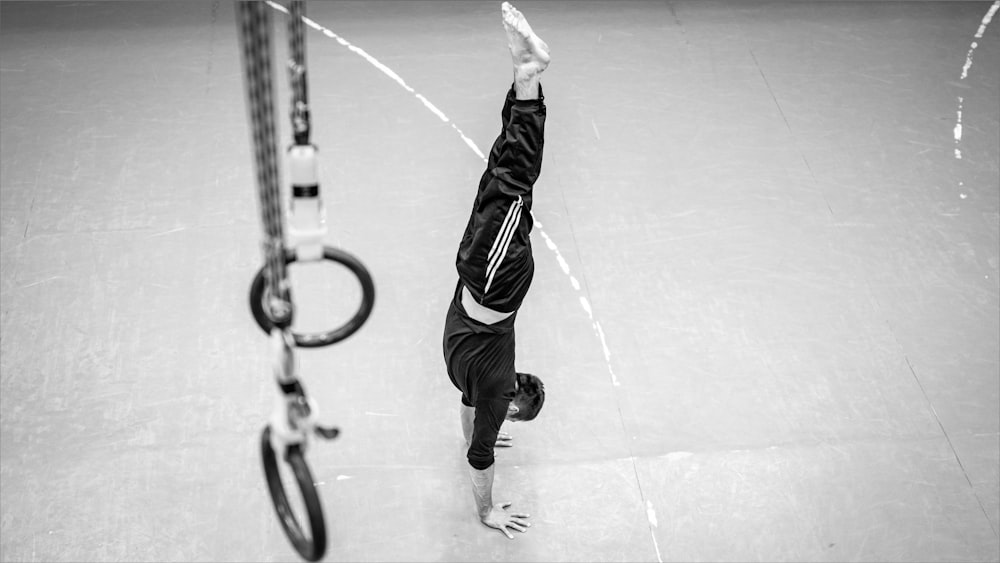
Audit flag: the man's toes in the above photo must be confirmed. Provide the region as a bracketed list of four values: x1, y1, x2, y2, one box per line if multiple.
[502, 3, 515, 22]
[516, 15, 529, 32]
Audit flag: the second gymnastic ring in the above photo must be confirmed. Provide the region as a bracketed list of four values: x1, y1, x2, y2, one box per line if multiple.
[261, 425, 327, 562]
[249, 245, 376, 348]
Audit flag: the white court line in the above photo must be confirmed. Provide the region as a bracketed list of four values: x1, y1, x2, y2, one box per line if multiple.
[646, 500, 664, 563]
[267, 2, 620, 387]
[953, 1, 999, 170]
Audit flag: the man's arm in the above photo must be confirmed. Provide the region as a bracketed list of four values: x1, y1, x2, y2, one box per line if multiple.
[461, 405, 493, 519]
[469, 461, 531, 539]
[461, 404, 530, 538]
[461, 404, 475, 445]
[470, 463, 496, 520]
[462, 404, 512, 448]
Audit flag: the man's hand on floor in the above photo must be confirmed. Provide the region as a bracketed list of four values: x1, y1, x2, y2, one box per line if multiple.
[482, 501, 531, 539]
[495, 431, 513, 447]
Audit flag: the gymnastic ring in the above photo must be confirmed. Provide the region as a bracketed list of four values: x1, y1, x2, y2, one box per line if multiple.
[250, 246, 376, 348]
[261, 425, 327, 562]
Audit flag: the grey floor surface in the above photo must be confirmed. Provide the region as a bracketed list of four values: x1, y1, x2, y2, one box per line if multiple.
[1, 1, 998, 562]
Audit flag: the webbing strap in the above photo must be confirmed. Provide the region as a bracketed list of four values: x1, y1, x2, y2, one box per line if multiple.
[288, 0, 311, 145]
[237, 1, 290, 323]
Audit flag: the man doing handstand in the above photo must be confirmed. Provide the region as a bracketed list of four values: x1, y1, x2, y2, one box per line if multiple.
[442, 1, 550, 541]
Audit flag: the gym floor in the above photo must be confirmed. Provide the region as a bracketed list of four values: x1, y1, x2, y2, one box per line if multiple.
[1, 1, 998, 562]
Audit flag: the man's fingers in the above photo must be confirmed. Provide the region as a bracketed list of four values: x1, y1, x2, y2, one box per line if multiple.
[511, 517, 531, 526]
[507, 522, 528, 533]
[509, 512, 530, 519]
[487, 521, 514, 539]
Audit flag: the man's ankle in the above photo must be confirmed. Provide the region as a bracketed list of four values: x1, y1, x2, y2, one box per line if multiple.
[514, 77, 540, 100]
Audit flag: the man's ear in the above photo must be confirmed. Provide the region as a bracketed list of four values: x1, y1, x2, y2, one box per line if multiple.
[507, 403, 520, 416]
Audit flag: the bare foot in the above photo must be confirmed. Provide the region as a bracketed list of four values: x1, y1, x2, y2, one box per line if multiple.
[502, 2, 550, 82]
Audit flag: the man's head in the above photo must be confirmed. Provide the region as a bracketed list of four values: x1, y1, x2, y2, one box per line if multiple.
[506, 372, 545, 421]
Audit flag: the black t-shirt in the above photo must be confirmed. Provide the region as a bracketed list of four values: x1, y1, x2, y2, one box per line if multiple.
[443, 281, 517, 470]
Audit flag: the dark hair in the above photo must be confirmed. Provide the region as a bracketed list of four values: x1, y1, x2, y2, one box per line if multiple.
[511, 372, 545, 421]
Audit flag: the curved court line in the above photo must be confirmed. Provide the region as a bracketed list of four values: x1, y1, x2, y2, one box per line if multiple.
[953, 1, 998, 174]
[265, 1, 620, 388]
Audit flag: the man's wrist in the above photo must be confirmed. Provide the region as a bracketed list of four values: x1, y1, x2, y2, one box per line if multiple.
[469, 464, 495, 519]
